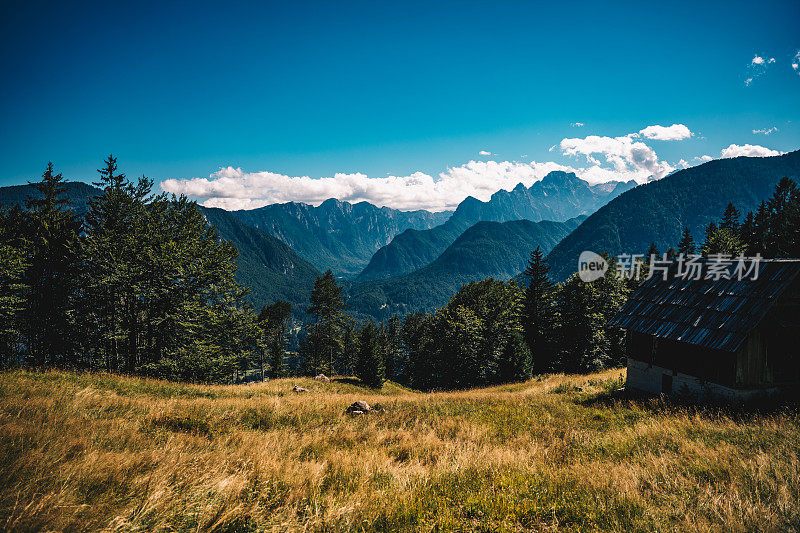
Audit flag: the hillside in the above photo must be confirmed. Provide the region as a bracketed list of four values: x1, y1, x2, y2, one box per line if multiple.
[0, 181, 98, 214]
[199, 207, 320, 313]
[347, 216, 584, 319]
[2, 368, 798, 531]
[357, 172, 635, 281]
[545, 151, 800, 280]
[230, 199, 451, 276]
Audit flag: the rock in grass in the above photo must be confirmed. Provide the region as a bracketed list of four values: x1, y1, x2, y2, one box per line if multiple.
[345, 401, 370, 414]
[314, 374, 330, 382]
[293, 385, 309, 393]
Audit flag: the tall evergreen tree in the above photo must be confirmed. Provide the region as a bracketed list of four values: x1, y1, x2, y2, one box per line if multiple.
[522, 247, 558, 372]
[355, 321, 385, 388]
[21, 163, 82, 367]
[720, 202, 741, 231]
[258, 301, 292, 380]
[306, 270, 347, 375]
[677, 227, 696, 255]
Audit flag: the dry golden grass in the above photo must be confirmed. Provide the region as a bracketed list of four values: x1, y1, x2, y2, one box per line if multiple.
[1, 368, 798, 532]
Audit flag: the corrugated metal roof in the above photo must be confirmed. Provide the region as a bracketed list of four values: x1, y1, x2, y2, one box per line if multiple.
[608, 259, 800, 352]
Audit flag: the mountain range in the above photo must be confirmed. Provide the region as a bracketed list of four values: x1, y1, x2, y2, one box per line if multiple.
[544, 150, 800, 280]
[357, 172, 635, 281]
[4, 151, 797, 319]
[230, 200, 451, 277]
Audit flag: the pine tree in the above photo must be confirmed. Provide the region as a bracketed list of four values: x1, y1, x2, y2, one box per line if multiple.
[677, 227, 695, 255]
[402, 312, 436, 390]
[522, 247, 558, 372]
[306, 270, 347, 375]
[21, 163, 82, 367]
[381, 315, 402, 382]
[720, 202, 740, 231]
[355, 321, 385, 388]
[764, 178, 800, 257]
[258, 301, 292, 380]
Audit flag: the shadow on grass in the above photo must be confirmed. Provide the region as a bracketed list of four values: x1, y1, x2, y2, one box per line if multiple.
[580, 387, 800, 421]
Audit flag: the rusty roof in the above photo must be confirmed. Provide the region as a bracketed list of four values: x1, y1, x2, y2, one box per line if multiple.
[608, 259, 800, 352]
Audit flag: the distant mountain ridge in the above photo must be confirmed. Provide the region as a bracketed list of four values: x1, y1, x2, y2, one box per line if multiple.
[0, 181, 98, 214]
[357, 172, 636, 281]
[347, 216, 586, 320]
[229, 199, 451, 276]
[544, 150, 800, 281]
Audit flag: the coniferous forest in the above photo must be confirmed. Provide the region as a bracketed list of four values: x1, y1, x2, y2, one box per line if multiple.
[3, 157, 798, 390]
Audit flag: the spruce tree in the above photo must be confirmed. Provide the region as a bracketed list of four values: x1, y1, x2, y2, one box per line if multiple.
[306, 270, 347, 375]
[522, 247, 557, 372]
[258, 301, 291, 380]
[677, 227, 695, 255]
[720, 202, 740, 231]
[355, 321, 385, 388]
[22, 163, 82, 367]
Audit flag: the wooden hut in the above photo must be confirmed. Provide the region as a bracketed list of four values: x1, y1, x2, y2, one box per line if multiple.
[609, 259, 800, 401]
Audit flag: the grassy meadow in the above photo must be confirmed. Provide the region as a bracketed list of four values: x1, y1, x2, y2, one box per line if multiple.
[1, 368, 799, 532]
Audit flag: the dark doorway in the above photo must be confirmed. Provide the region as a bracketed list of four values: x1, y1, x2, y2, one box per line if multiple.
[661, 374, 673, 394]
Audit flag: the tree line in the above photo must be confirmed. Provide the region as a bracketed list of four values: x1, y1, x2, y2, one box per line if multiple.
[0, 158, 291, 383]
[6, 158, 794, 389]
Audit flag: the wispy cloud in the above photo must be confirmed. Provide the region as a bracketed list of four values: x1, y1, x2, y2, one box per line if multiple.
[746, 53, 776, 86]
[793, 51, 800, 74]
[478, 150, 492, 156]
[570, 122, 584, 127]
[752, 127, 778, 135]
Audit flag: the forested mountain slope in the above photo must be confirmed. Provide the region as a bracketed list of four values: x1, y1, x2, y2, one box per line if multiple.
[230, 199, 450, 276]
[357, 172, 634, 281]
[347, 216, 584, 319]
[545, 151, 800, 280]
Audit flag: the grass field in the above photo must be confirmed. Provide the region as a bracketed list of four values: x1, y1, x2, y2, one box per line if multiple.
[1, 369, 799, 532]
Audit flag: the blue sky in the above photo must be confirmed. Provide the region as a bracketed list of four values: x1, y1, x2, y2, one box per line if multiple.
[2, 0, 799, 210]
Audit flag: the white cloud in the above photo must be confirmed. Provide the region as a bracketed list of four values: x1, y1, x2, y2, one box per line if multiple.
[753, 127, 778, 135]
[793, 51, 800, 73]
[746, 54, 776, 86]
[161, 160, 579, 212]
[696, 155, 713, 163]
[478, 150, 492, 156]
[637, 124, 692, 141]
[559, 133, 675, 182]
[570, 122, 584, 127]
[161, 123, 778, 212]
[719, 144, 784, 158]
